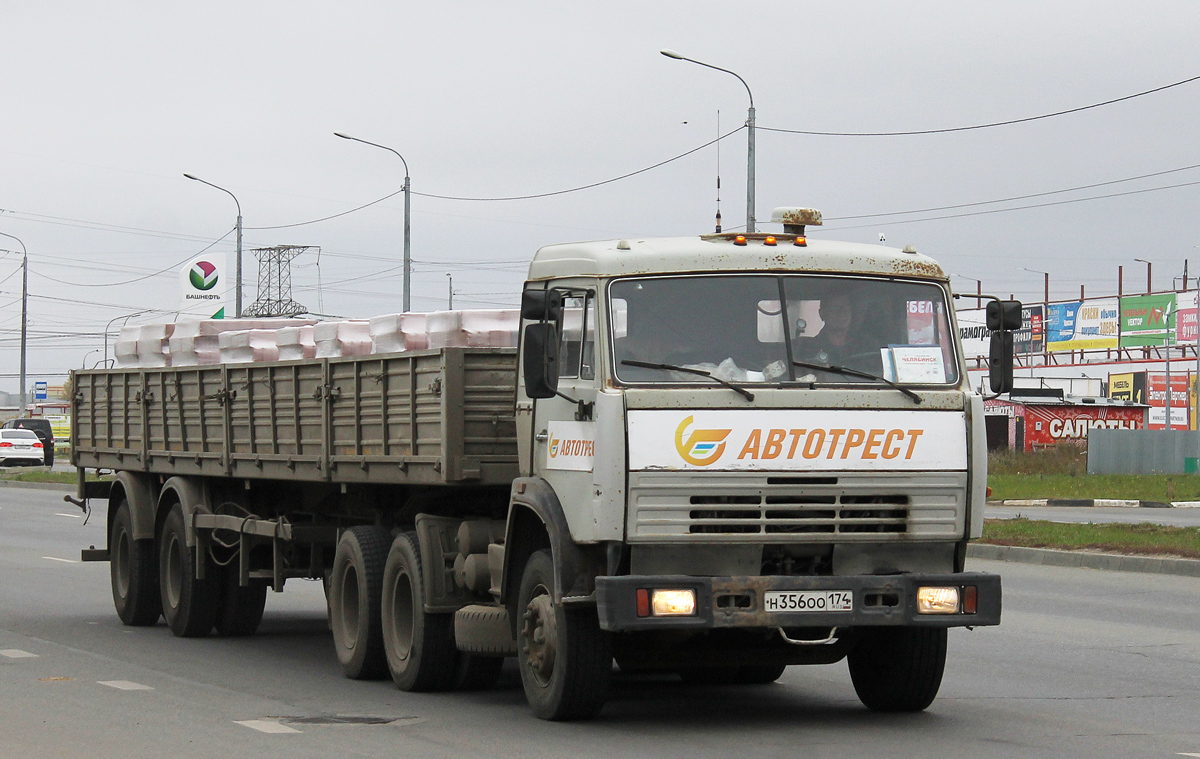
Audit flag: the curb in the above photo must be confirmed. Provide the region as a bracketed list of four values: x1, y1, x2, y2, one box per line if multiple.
[968, 543, 1200, 578]
[0, 479, 76, 493]
[996, 498, 1176, 509]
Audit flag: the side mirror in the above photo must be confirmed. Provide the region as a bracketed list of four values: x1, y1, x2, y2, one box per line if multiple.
[523, 322, 560, 399]
[989, 331, 1014, 394]
[521, 289, 564, 322]
[986, 300, 1022, 331]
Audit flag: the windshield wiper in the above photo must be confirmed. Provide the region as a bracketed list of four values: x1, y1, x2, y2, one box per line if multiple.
[791, 360, 922, 404]
[621, 360, 755, 401]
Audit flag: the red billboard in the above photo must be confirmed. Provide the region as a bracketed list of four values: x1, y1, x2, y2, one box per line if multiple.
[1021, 405, 1143, 449]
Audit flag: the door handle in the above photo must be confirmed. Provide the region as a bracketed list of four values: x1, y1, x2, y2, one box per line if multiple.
[535, 430, 549, 443]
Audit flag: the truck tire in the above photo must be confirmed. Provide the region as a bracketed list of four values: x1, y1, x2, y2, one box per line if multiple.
[158, 503, 219, 637]
[848, 627, 947, 712]
[330, 526, 392, 679]
[214, 567, 268, 637]
[380, 531, 457, 691]
[516, 549, 612, 720]
[110, 499, 161, 626]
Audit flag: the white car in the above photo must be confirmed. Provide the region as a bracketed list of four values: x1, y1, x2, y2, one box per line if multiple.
[0, 428, 46, 466]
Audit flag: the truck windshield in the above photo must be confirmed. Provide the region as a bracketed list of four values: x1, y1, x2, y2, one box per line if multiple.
[609, 274, 958, 386]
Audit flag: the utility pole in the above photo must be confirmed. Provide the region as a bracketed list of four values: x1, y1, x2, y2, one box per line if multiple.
[0, 232, 28, 414]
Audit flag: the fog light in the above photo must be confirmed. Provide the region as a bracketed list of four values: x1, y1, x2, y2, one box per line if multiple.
[651, 589, 696, 616]
[917, 586, 959, 614]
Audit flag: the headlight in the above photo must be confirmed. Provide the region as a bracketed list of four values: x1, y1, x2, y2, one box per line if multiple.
[917, 586, 959, 614]
[651, 589, 697, 616]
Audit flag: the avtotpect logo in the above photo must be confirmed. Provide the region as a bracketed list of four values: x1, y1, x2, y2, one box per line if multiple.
[189, 261, 219, 291]
[674, 415, 731, 467]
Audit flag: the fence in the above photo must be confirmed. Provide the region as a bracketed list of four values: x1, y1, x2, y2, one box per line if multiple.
[1087, 429, 1200, 474]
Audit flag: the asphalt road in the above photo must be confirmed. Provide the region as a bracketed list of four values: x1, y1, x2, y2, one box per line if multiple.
[2, 488, 1199, 759]
[986, 503, 1200, 527]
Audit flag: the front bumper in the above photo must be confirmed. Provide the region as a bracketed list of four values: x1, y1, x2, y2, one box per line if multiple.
[595, 571, 1001, 632]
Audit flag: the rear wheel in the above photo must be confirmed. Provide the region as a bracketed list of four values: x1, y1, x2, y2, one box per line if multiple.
[517, 549, 612, 720]
[110, 500, 161, 626]
[158, 503, 219, 637]
[380, 532, 458, 691]
[848, 627, 947, 712]
[329, 526, 392, 679]
[214, 566, 268, 637]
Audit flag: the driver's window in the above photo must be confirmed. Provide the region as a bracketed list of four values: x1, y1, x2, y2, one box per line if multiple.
[559, 294, 595, 380]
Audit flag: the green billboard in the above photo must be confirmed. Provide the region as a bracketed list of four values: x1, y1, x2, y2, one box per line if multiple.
[1119, 294, 1176, 348]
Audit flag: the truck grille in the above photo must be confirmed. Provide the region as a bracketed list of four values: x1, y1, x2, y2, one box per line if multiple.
[628, 471, 966, 543]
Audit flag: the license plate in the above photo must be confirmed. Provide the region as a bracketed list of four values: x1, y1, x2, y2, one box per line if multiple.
[763, 590, 853, 613]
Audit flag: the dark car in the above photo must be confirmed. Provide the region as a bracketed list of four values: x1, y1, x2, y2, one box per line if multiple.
[3, 418, 53, 466]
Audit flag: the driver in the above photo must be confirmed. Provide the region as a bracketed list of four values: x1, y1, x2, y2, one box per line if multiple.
[796, 288, 873, 368]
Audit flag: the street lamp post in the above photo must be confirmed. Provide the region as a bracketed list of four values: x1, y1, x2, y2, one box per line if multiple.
[446, 273, 453, 309]
[0, 232, 28, 414]
[661, 49, 756, 233]
[952, 273, 983, 298]
[335, 133, 412, 312]
[184, 174, 243, 317]
[1134, 258, 1172, 428]
[1020, 267, 1049, 363]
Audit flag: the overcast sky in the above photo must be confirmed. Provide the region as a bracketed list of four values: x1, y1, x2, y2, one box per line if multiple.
[2, 1, 1199, 391]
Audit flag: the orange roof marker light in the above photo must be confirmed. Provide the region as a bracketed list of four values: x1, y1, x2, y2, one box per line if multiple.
[764, 236, 777, 246]
[733, 235, 748, 246]
[793, 236, 807, 247]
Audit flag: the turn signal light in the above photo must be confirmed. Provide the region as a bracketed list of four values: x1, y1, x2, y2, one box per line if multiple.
[793, 236, 807, 246]
[916, 586, 959, 614]
[962, 585, 978, 614]
[764, 236, 777, 246]
[636, 588, 650, 617]
[733, 235, 747, 246]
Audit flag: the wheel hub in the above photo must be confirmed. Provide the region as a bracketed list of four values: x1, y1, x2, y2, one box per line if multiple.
[522, 592, 557, 684]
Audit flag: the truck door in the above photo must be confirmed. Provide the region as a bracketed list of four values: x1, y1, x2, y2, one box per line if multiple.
[531, 290, 601, 540]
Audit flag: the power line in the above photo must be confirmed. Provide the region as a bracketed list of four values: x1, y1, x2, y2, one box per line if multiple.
[759, 73, 1200, 137]
[28, 228, 235, 288]
[412, 127, 746, 201]
[823, 177, 1200, 231]
[245, 189, 406, 230]
[826, 161, 1200, 221]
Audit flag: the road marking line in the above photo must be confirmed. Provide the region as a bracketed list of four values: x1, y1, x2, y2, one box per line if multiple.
[98, 680, 153, 691]
[1176, 753, 1200, 757]
[235, 720, 301, 734]
[41, 557, 76, 564]
[55, 513, 82, 519]
[0, 650, 38, 658]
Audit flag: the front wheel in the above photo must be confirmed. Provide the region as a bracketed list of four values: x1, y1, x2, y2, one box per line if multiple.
[517, 549, 612, 721]
[847, 627, 947, 712]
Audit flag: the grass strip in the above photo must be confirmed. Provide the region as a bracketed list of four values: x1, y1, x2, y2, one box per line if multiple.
[0, 470, 108, 484]
[988, 473, 1200, 502]
[981, 518, 1200, 560]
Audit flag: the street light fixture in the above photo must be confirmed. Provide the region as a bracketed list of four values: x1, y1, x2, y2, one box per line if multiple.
[1019, 267, 1049, 306]
[951, 273, 983, 298]
[335, 132, 412, 313]
[1133, 258, 1152, 294]
[660, 49, 757, 233]
[183, 174, 244, 317]
[0, 232, 28, 414]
